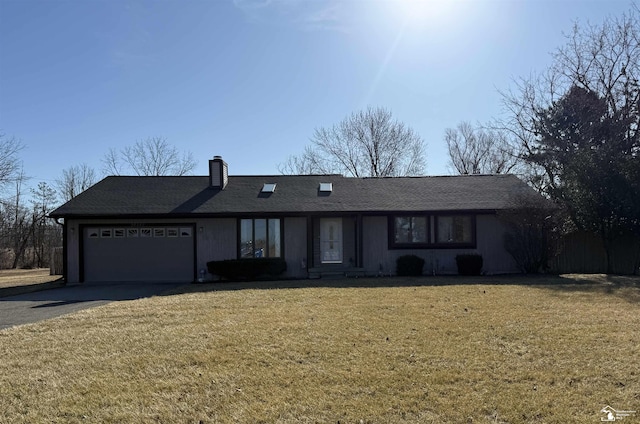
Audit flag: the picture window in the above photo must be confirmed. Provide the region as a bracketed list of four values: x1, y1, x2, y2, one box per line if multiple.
[239, 218, 282, 258]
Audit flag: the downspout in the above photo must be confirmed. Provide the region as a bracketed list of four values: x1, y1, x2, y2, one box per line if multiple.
[356, 214, 363, 268]
[51, 217, 67, 285]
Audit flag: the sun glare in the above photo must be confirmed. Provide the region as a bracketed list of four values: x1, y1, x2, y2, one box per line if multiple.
[392, 0, 454, 26]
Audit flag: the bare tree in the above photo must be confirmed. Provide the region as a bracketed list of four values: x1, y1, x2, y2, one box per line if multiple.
[101, 137, 197, 176]
[278, 106, 426, 177]
[498, 195, 561, 274]
[445, 121, 520, 175]
[1, 169, 32, 269]
[0, 133, 24, 189]
[30, 182, 58, 268]
[56, 163, 97, 202]
[102, 148, 122, 176]
[499, 6, 640, 194]
[499, 6, 640, 273]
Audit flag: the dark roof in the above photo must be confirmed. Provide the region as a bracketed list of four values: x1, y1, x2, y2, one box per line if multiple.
[49, 174, 541, 218]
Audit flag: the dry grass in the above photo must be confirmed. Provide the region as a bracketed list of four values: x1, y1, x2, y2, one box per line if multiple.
[1, 274, 639, 423]
[0, 268, 61, 289]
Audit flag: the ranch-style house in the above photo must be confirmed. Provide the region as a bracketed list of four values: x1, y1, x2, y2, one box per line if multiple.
[49, 156, 540, 283]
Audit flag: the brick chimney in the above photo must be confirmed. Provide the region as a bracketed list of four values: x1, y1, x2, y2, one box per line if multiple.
[209, 156, 228, 189]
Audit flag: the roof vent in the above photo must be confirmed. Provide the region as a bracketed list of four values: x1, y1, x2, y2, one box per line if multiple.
[261, 183, 277, 193]
[319, 182, 333, 192]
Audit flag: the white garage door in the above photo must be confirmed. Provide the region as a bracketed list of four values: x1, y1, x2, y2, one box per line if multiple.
[82, 225, 195, 282]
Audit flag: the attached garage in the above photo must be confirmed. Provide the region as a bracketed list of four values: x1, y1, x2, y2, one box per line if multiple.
[50, 158, 538, 284]
[81, 224, 196, 283]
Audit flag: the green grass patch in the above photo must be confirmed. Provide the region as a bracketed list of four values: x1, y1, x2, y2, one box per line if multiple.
[1, 274, 639, 423]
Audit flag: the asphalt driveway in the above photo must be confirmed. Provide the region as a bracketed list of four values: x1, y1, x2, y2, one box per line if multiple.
[0, 281, 185, 330]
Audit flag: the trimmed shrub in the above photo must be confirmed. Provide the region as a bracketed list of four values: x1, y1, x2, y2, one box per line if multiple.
[455, 254, 483, 276]
[206, 258, 287, 281]
[396, 255, 425, 276]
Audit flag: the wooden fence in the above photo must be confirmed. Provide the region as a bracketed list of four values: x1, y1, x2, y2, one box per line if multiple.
[50, 247, 63, 276]
[552, 232, 640, 275]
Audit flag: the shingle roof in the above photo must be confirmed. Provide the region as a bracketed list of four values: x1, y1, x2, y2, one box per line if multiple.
[49, 174, 541, 218]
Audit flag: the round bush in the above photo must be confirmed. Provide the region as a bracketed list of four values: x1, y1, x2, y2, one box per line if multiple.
[396, 255, 425, 276]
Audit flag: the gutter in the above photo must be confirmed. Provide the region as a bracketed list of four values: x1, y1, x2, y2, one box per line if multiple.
[49, 215, 67, 284]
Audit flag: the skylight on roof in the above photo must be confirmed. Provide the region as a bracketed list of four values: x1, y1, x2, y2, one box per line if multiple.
[261, 183, 277, 193]
[319, 182, 333, 192]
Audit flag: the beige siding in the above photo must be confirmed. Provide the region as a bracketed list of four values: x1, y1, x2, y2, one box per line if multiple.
[196, 218, 238, 269]
[362, 216, 390, 274]
[342, 216, 357, 266]
[197, 218, 237, 271]
[475, 215, 518, 274]
[312, 218, 320, 267]
[284, 217, 307, 278]
[64, 213, 521, 283]
[66, 221, 80, 283]
[64, 217, 236, 284]
[362, 214, 518, 275]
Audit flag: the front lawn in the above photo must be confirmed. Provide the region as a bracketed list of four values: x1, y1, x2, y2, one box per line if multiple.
[1, 274, 639, 423]
[0, 268, 60, 289]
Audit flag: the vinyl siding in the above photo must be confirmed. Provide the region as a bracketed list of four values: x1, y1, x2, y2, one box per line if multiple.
[362, 214, 518, 275]
[284, 217, 307, 278]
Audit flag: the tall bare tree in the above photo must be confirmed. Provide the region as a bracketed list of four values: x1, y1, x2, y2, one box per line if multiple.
[279, 106, 426, 177]
[500, 6, 640, 194]
[102, 137, 197, 176]
[445, 121, 520, 175]
[30, 182, 58, 268]
[1, 169, 31, 269]
[500, 5, 640, 273]
[56, 163, 97, 202]
[278, 147, 320, 175]
[0, 133, 24, 189]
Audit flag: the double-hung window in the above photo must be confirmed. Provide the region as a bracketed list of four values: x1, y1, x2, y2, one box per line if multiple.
[239, 218, 282, 258]
[393, 216, 428, 245]
[389, 214, 476, 249]
[435, 215, 474, 245]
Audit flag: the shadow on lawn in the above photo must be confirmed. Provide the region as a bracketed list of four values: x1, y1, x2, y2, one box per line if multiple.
[539, 274, 640, 303]
[169, 274, 640, 302]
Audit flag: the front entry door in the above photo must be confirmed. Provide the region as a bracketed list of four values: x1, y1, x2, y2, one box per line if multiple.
[320, 218, 343, 264]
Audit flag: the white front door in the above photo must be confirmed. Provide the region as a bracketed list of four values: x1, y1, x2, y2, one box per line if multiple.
[320, 218, 343, 264]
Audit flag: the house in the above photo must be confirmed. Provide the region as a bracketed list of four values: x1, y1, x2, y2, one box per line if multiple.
[49, 156, 541, 283]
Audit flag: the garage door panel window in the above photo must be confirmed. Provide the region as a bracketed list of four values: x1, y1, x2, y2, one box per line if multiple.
[240, 218, 282, 259]
[87, 225, 194, 240]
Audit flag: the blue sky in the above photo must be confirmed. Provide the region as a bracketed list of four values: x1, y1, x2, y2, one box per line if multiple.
[0, 0, 634, 195]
